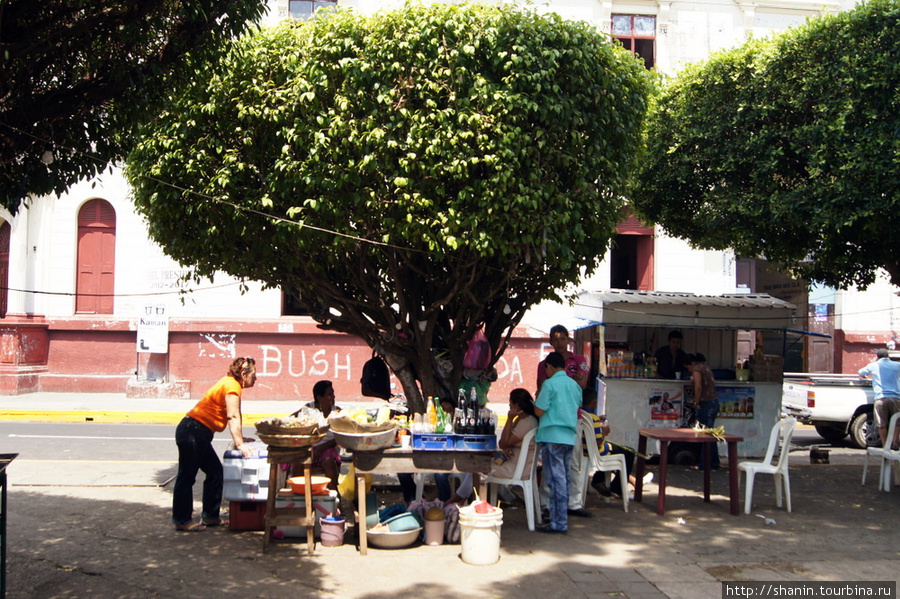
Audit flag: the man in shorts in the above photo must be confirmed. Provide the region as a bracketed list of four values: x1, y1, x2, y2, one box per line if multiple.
[859, 348, 900, 449]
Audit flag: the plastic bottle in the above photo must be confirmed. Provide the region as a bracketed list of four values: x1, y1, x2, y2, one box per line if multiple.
[435, 403, 446, 433]
[426, 397, 437, 432]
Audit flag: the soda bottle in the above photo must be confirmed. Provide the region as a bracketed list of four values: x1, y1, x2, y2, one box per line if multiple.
[435, 403, 446, 433]
[426, 397, 436, 433]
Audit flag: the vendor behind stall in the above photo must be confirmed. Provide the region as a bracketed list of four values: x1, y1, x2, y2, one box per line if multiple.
[654, 330, 690, 379]
[291, 380, 342, 490]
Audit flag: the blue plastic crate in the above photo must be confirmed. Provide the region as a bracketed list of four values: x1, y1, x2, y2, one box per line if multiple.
[411, 433, 455, 451]
[454, 434, 497, 451]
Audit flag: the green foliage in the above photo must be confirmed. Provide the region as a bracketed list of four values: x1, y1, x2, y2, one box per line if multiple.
[632, 0, 900, 288]
[0, 0, 267, 212]
[127, 2, 652, 408]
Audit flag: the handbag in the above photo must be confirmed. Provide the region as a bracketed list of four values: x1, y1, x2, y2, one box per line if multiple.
[463, 328, 491, 370]
[360, 351, 391, 400]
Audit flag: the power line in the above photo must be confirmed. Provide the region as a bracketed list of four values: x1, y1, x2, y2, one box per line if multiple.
[0, 280, 243, 299]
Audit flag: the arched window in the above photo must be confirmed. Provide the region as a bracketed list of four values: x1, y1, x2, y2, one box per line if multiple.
[0, 221, 9, 318]
[76, 199, 116, 314]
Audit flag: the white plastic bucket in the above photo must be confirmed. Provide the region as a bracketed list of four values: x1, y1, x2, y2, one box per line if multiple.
[458, 505, 503, 565]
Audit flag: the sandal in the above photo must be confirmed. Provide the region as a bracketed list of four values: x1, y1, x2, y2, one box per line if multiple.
[175, 522, 206, 532]
[200, 517, 229, 527]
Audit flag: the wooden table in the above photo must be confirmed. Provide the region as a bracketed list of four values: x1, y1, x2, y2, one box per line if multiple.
[262, 447, 315, 554]
[633, 428, 744, 516]
[351, 448, 494, 555]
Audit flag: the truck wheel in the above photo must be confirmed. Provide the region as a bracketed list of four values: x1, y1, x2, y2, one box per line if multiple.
[849, 412, 872, 449]
[814, 424, 847, 444]
[668, 442, 699, 466]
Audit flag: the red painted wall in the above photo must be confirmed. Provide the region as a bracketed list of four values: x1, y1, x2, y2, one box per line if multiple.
[10, 316, 548, 401]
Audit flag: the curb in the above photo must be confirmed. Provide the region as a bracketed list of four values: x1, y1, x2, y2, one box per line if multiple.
[0, 410, 287, 425]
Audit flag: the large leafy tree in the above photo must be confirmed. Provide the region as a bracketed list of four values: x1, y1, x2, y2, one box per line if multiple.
[126, 2, 652, 411]
[631, 0, 900, 289]
[0, 0, 267, 213]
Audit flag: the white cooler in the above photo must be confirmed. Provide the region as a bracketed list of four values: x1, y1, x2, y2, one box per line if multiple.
[223, 442, 270, 502]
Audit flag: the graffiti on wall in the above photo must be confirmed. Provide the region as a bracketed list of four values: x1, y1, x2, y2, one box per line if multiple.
[198, 333, 236, 359]
[255, 343, 526, 385]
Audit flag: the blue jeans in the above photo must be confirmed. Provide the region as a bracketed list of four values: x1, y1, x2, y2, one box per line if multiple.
[172, 416, 224, 525]
[695, 400, 721, 469]
[542, 443, 573, 531]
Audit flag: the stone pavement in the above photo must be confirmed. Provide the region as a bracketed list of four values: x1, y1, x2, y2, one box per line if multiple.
[2, 393, 899, 598]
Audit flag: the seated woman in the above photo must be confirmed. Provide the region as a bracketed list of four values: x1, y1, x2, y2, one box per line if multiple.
[291, 380, 342, 490]
[444, 388, 539, 505]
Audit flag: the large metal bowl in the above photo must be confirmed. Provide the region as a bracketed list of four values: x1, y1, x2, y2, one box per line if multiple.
[332, 428, 397, 451]
[366, 526, 421, 549]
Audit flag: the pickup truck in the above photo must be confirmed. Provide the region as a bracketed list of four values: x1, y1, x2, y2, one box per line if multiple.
[782, 373, 876, 448]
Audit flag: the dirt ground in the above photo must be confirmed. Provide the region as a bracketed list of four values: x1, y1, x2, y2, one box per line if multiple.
[5, 433, 900, 599]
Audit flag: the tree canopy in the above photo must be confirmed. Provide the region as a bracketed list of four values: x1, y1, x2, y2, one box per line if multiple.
[0, 0, 266, 213]
[631, 0, 900, 289]
[126, 2, 652, 411]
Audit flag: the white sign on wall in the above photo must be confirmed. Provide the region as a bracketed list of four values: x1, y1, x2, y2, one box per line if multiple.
[137, 304, 169, 354]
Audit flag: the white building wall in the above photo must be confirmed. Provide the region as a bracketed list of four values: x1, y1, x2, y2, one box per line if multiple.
[835, 274, 900, 336]
[29, 170, 284, 320]
[651, 233, 735, 295]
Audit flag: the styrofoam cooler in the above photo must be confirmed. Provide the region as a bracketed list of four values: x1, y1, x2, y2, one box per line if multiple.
[274, 489, 339, 538]
[223, 442, 270, 501]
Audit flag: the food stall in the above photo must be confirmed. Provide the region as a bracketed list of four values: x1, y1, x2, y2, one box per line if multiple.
[572, 290, 797, 460]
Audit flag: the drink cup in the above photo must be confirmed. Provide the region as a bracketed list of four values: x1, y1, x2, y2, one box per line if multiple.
[400, 435, 411, 449]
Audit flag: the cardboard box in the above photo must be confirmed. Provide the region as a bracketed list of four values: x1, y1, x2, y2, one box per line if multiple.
[274, 489, 339, 538]
[223, 443, 270, 501]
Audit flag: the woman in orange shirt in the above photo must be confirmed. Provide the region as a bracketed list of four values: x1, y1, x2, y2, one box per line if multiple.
[173, 357, 257, 532]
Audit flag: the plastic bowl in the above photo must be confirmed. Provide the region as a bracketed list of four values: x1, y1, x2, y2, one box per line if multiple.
[332, 428, 397, 451]
[366, 527, 421, 549]
[288, 475, 331, 496]
[383, 512, 421, 532]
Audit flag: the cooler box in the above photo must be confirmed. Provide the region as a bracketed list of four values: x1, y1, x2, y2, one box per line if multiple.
[229, 500, 267, 531]
[275, 489, 339, 538]
[223, 442, 270, 501]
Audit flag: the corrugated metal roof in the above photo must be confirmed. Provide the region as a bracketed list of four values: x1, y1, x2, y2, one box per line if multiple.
[574, 289, 797, 330]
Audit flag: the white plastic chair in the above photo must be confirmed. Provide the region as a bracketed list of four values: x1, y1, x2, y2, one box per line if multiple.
[576, 413, 629, 512]
[862, 411, 900, 492]
[486, 427, 542, 531]
[737, 417, 796, 514]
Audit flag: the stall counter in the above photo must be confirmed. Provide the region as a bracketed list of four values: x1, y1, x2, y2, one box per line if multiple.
[601, 378, 780, 459]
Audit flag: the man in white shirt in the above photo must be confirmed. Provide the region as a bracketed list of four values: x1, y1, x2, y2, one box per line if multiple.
[859, 348, 900, 448]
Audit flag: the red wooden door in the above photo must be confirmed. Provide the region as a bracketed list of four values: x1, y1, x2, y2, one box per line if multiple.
[76, 199, 116, 314]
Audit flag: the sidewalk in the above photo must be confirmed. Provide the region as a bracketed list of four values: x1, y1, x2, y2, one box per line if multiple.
[0, 392, 509, 424]
[3, 394, 900, 599]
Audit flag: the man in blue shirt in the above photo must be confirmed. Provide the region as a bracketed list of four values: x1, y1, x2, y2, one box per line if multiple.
[534, 351, 583, 533]
[859, 348, 900, 448]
